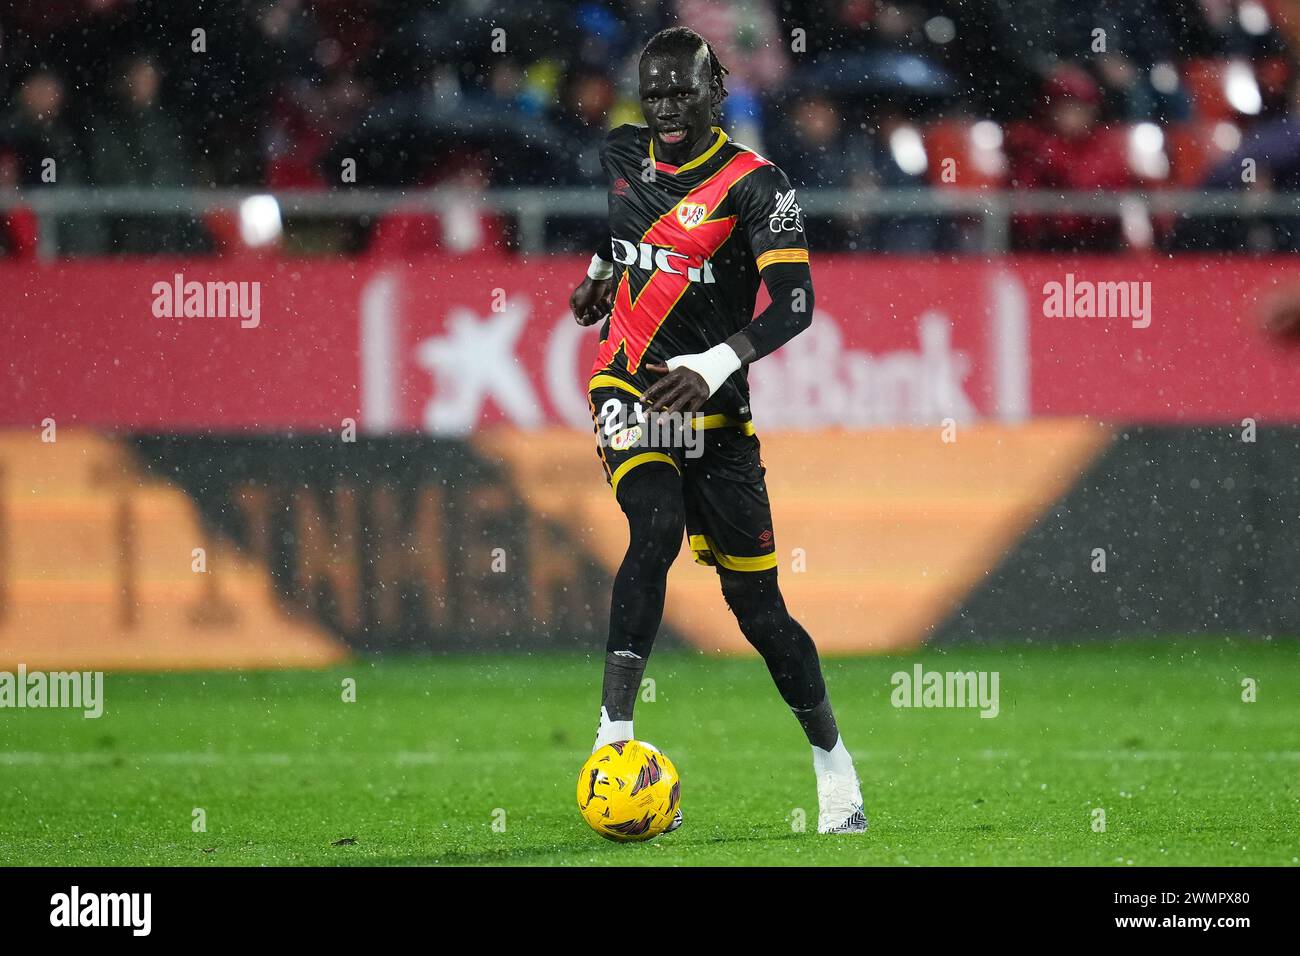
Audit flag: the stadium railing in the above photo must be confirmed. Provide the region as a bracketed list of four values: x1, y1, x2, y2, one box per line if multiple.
[3, 187, 1300, 257]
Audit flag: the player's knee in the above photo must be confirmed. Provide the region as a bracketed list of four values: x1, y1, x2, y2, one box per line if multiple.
[617, 464, 685, 567]
[631, 507, 685, 568]
[718, 569, 788, 635]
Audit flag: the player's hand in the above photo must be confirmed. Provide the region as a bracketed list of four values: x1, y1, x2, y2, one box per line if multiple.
[643, 363, 709, 414]
[570, 276, 615, 326]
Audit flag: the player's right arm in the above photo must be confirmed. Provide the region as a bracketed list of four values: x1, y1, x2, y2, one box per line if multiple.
[572, 126, 635, 326]
[570, 237, 616, 326]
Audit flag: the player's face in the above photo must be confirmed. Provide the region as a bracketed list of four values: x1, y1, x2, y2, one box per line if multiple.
[638, 51, 717, 163]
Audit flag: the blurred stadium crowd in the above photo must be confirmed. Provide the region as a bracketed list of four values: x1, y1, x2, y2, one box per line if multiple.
[3, 0, 1300, 256]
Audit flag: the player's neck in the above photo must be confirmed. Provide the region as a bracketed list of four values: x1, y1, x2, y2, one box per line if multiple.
[659, 125, 720, 167]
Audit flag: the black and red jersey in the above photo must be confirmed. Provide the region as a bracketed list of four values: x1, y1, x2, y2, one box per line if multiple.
[590, 124, 810, 422]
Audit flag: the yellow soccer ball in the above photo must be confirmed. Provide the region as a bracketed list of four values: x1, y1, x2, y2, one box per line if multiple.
[576, 740, 681, 842]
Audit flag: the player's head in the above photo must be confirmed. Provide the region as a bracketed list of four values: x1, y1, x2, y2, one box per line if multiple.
[638, 27, 729, 160]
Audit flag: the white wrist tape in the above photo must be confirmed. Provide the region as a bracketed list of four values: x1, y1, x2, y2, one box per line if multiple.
[665, 342, 742, 398]
[587, 254, 614, 281]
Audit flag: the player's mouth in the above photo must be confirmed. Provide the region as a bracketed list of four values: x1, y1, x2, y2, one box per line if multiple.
[657, 127, 687, 146]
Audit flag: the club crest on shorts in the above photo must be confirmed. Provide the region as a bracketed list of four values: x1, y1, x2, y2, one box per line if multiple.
[676, 202, 708, 230]
[609, 425, 643, 451]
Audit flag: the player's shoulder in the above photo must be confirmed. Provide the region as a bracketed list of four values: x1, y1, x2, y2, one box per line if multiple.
[603, 123, 649, 154]
[724, 139, 795, 203]
[726, 139, 792, 186]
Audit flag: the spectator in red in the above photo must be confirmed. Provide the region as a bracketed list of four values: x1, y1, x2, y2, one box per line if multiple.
[365, 151, 509, 258]
[264, 68, 373, 190]
[1008, 64, 1135, 251]
[0, 150, 39, 259]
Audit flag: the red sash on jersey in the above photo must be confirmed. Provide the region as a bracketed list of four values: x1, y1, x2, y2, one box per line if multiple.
[593, 150, 770, 375]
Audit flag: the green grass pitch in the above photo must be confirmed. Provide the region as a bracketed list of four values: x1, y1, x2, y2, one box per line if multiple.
[1, 640, 1296, 866]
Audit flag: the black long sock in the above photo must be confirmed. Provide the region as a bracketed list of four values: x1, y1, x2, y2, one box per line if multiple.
[719, 567, 841, 750]
[791, 696, 840, 751]
[600, 463, 684, 721]
[601, 652, 648, 721]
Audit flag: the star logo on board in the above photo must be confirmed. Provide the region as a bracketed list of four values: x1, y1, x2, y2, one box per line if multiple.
[414, 300, 542, 434]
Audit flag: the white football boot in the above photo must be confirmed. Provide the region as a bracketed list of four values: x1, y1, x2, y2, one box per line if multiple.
[665, 809, 684, 833]
[817, 770, 868, 833]
[814, 737, 868, 834]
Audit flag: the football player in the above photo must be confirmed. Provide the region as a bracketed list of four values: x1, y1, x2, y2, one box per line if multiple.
[570, 27, 866, 834]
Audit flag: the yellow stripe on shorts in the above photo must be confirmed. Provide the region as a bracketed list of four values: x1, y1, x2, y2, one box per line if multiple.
[589, 379, 756, 435]
[588, 374, 643, 398]
[609, 452, 679, 496]
[691, 414, 756, 435]
[688, 534, 778, 572]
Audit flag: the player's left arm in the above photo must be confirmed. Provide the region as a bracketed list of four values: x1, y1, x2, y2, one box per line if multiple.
[644, 164, 812, 413]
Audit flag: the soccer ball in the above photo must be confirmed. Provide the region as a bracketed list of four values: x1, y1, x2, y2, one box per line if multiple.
[576, 740, 681, 842]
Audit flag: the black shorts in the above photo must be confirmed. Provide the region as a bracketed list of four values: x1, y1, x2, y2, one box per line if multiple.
[588, 381, 777, 573]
